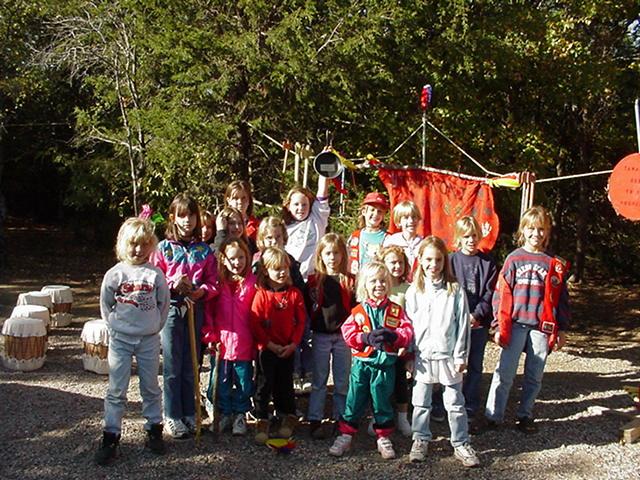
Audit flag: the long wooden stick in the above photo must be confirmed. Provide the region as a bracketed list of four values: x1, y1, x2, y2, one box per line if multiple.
[187, 302, 202, 444]
[209, 346, 221, 434]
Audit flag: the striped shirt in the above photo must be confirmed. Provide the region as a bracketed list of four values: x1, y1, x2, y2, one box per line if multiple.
[492, 248, 570, 331]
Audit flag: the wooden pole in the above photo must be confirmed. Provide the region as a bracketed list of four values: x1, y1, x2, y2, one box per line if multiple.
[187, 302, 202, 444]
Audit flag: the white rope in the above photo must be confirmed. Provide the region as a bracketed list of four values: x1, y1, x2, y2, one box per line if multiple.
[536, 170, 613, 183]
[425, 120, 503, 177]
[345, 124, 424, 162]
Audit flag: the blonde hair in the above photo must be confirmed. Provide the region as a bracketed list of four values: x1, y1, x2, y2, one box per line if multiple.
[217, 237, 251, 283]
[454, 216, 482, 249]
[165, 193, 202, 241]
[358, 204, 388, 230]
[282, 186, 315, 225]
[412, 236, 458, 295]
[356, 261, 392, 302]
[517, 205, 552, 249]
[392, 201, 422, 228]
[256, 216, 288, 251]
[116, 217, 158, 264]
[225, 180, 254, 216]
[377, 245, 409, 282]
[256, 246, 292, 288]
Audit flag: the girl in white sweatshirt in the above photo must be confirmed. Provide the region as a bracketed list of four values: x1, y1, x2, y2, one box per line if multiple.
[404, 236, 479, 468]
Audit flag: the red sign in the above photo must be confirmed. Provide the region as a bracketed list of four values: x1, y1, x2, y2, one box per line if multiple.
[608, 153, 640, 221]
[378, 168, 500, 252]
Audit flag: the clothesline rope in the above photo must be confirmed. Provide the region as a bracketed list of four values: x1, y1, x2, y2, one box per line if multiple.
[245, 120, 614, 185]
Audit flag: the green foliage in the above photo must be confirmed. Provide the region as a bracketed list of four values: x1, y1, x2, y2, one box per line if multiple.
[1, 0, 639, 279]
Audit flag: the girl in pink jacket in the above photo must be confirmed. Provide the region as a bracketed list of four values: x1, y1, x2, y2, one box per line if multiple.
[202, 237, 257, 436]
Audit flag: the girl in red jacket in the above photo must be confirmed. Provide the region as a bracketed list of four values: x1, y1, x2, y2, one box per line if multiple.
[201, 238, 257, 436]
[250, 246, 307, 443]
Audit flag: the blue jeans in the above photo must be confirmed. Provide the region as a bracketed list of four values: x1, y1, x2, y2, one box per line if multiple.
[306, 331, 351, 421]
[412, 380, 469, 447]
[485, 323, 549, 422]
[462, 327, 489, 416]
[104, 332, 162, 434]
[215, 359, 253, 415]
[161, 303, 203, 420]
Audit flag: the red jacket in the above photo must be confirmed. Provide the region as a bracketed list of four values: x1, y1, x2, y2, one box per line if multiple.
[250, 285, 306, 349]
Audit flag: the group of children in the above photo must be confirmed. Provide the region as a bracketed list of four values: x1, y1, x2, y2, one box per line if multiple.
[95, 176, 570, 469]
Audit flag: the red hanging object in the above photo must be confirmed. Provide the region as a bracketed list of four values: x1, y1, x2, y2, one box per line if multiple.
[420, 84, 432, 111]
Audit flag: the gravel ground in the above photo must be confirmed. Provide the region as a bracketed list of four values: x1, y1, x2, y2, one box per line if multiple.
[0, 220, 638, 479]
[1, 315, 638, 480]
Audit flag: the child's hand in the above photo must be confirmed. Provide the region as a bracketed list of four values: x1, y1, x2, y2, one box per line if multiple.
[216, 215, 227, 231]
[493, 331, 505, 348]
[398, 347, 407, 357]
[267, 341, 283, 355]
[554, 331, 568, 351]
[188, 287, 205, 301]
[455, 362, 467, 373]
[208, 342, 218, 353]
[174, 275, 193, 295]
[279, 343, 297, 358]
[470, 314, 481, 329]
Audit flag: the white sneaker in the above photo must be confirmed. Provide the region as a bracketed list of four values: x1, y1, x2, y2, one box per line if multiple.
[293, 374, 303, 394]
[164, 417, 189, 439]
[367, 418, 376, 437]
[329, 434, 352, 457]
[182, 416, 197, 435]
[302, 374, 313, 394]
[376, 436, 396, 460]
[232, 413, 247, 436]
[218, 414, 233, 433]
[397, 416, 412, 437]
[409, 438, 429, 462]
[454, 443, 480, 467]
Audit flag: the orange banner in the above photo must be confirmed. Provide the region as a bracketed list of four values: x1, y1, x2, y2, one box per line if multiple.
[378, 168, 499, 252]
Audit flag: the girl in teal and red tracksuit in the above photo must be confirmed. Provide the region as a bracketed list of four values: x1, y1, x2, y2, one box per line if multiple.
[329, 261, 413, 460]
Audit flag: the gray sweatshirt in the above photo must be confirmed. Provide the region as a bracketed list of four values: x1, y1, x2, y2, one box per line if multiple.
[100, 262, 170, 338]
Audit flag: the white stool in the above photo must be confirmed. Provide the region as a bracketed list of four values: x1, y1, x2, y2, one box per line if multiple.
[81, 319, 109, 375]
[41, 285, 73, 327]
[2, 316, 47, 371]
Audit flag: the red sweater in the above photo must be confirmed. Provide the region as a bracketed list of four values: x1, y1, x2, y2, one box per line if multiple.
[250, 285, 306, 350]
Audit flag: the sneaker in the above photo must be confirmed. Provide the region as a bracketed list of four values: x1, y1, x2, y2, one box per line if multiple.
[164, 418, 189, 439]
[516, 417, 538, 434]
[409, 438, 429, 463]
[454, 443, 480, 467]
[367, 418, 376, 437]
[301, 373, 313, 394]
[95, 431, 120, 466]
[146, 424, 166, 455]
[182, 416, 197, 435]
[329, 434, 352, 457]
[376, 436, 396, 460]
[232, 413, 247, 436]
[293, 374, 303, 394]
[218, 414, 233, 433]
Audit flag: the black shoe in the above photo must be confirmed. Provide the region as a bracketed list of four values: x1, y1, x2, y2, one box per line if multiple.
[431, 406, 446, 423]
[95, 431, 120, 466]
[146, 424, 166, 455]
[516, 417, 538, 434]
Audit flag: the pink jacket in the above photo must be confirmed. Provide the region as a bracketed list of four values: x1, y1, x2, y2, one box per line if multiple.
[202, 273, 257, 361]
[150, 239, 218, 300]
